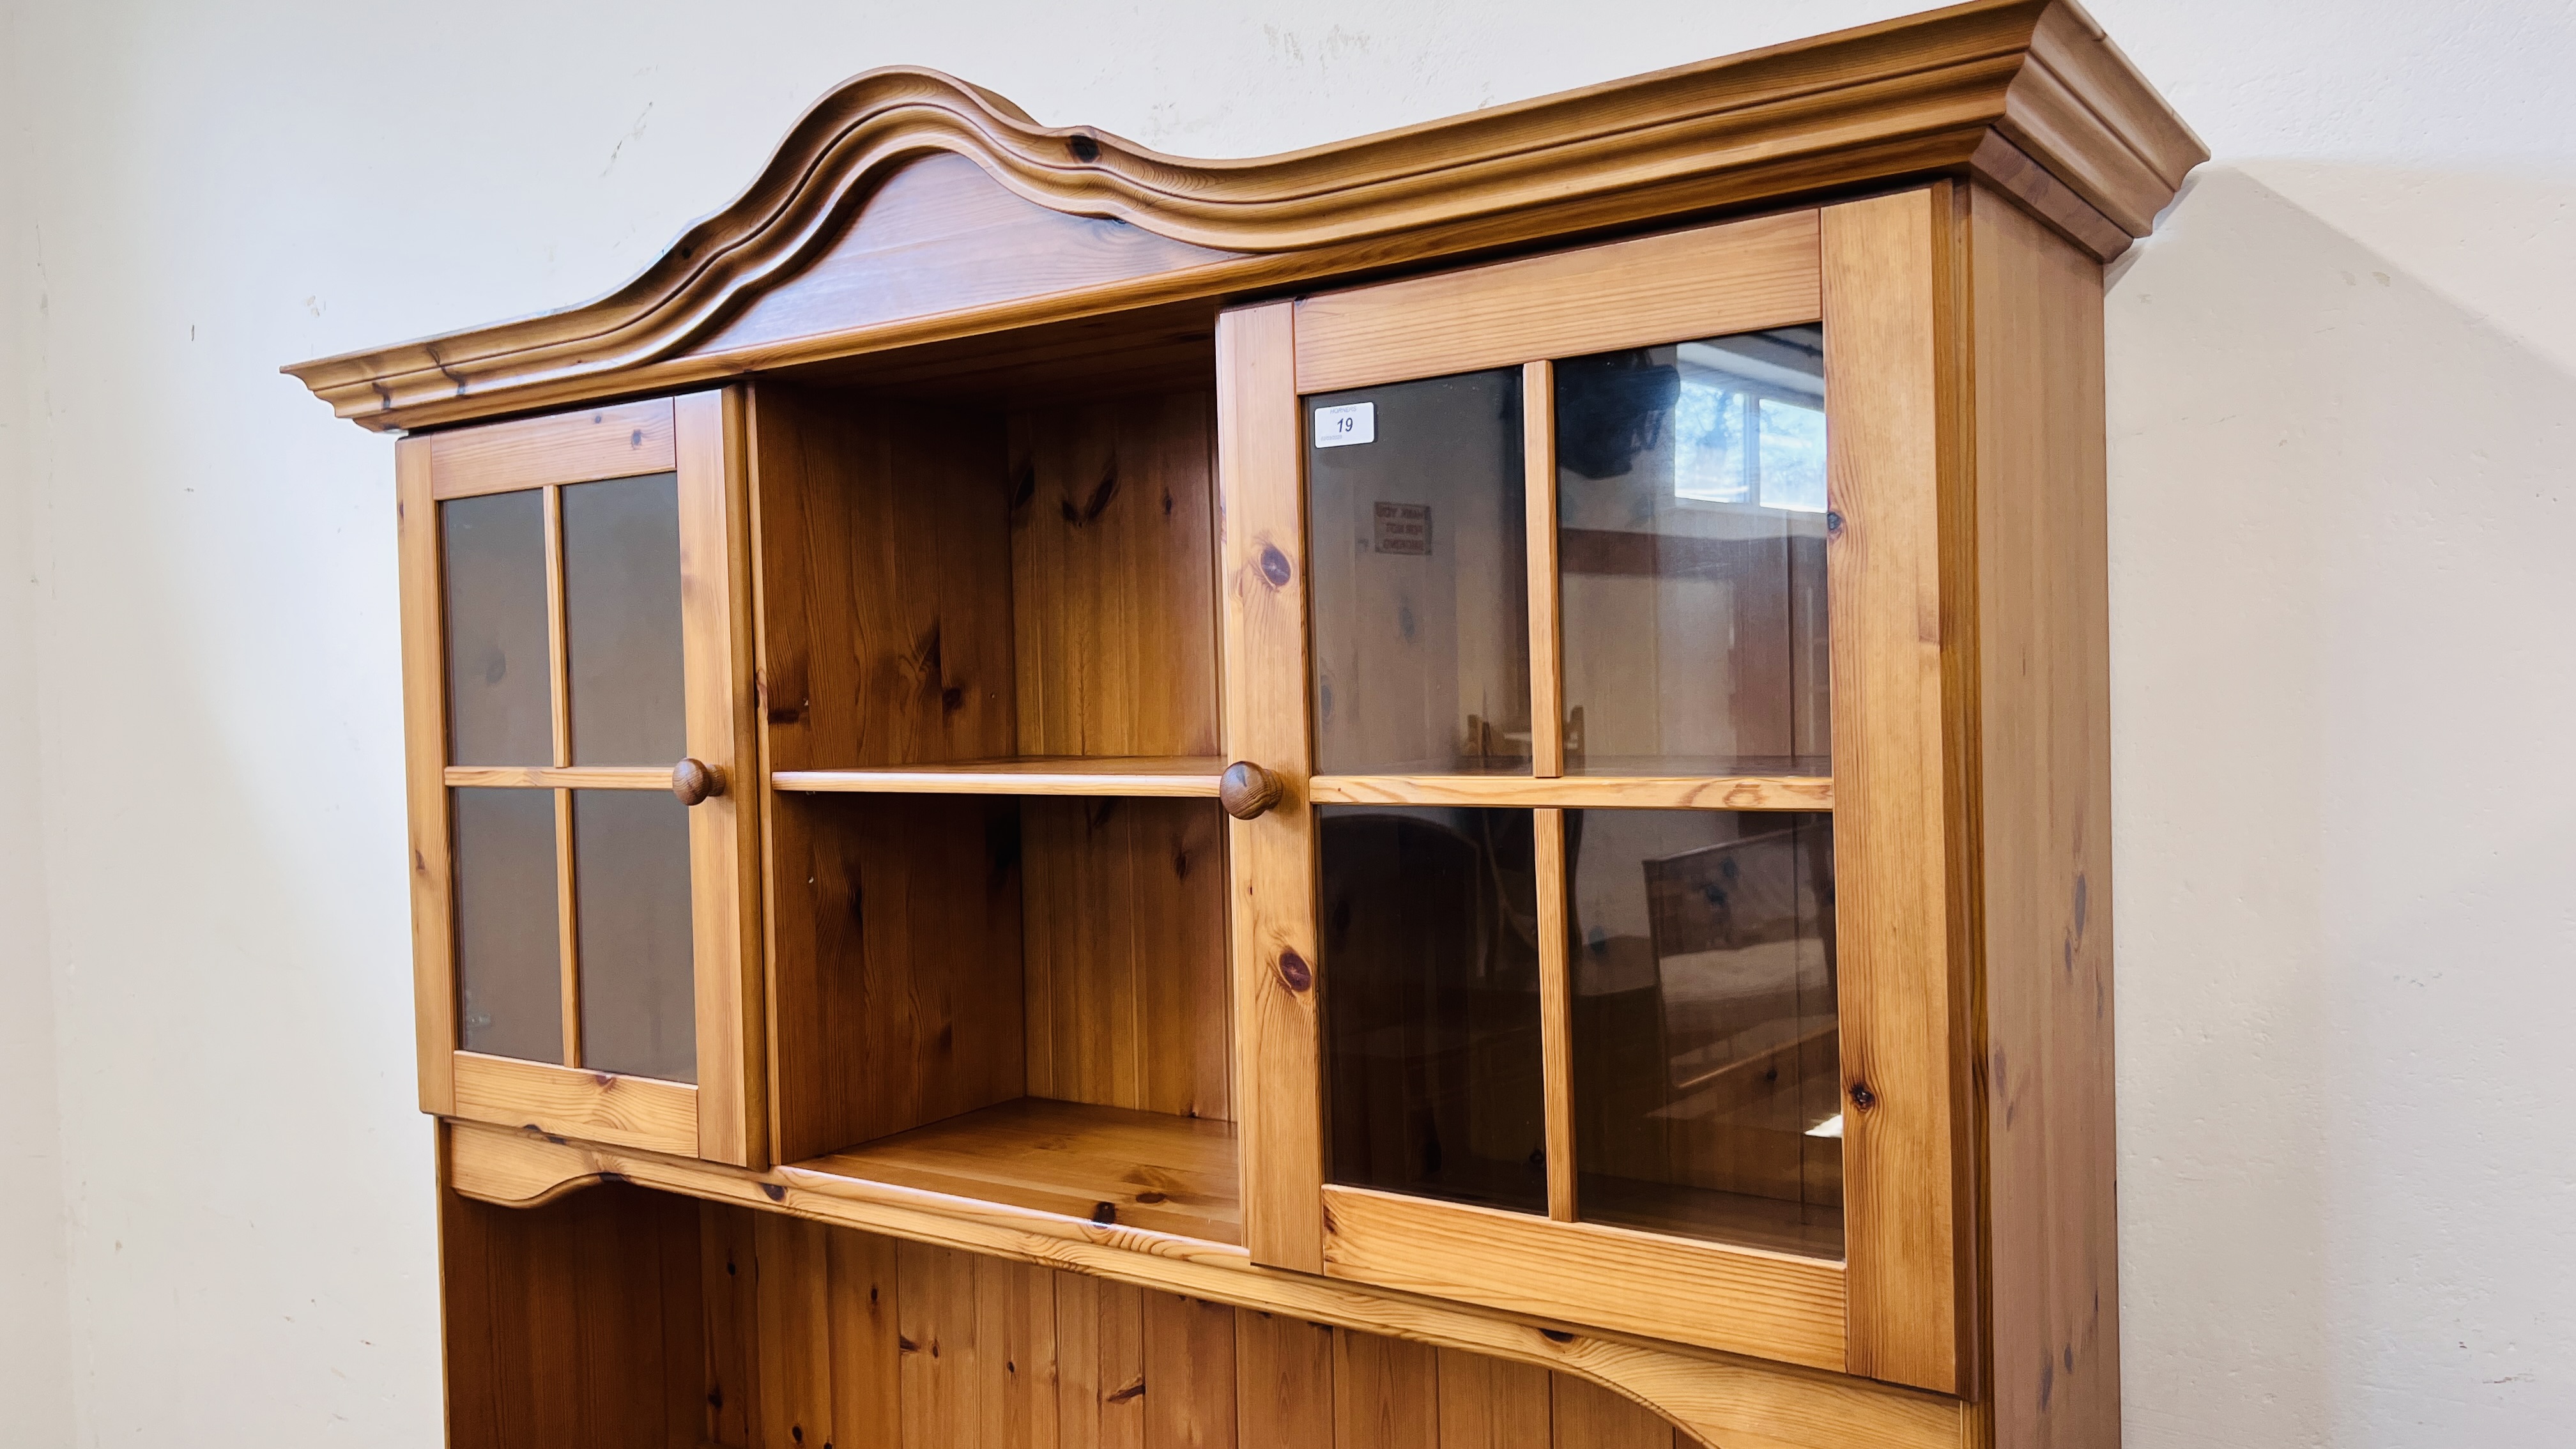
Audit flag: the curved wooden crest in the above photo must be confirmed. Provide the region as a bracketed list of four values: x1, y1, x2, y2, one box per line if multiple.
[287, 0, 2200, 433]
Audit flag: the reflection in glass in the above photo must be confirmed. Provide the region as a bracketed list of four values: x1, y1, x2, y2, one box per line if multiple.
[1555, 328, 1830, 776]
[1323, 806, 1545, 1213]
[1567, 809, 1840, 1257]
[574, 790, 697, 1082]
[441, 491, 553, 766]
[451, 787, 562, 1062]
[563, 472, 686, 765]
[1307, 371, 1532, 776]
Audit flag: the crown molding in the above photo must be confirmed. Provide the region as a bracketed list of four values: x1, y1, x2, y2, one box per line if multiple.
[284, 0, 2201, 433]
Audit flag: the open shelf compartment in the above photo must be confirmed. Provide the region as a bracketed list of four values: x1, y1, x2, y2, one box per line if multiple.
[749, 358, 1238, 1245]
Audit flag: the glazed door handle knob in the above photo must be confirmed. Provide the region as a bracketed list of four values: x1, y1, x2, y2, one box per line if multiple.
[1218, 761, 1286, 820]
[672, 758, 728, 806]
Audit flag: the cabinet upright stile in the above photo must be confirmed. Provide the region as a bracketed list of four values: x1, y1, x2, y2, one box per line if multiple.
[288, 4, 2200, 1446]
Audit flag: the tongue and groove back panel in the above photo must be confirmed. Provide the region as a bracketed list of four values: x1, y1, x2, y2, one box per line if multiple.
[443, 1184, 1694, 1449]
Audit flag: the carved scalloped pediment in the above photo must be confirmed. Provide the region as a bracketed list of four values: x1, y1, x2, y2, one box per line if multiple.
[283, 0, 2201, 432]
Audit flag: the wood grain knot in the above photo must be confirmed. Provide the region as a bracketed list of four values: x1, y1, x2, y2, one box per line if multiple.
[1091, 1201, 1119, 1225]
[1848, 1082, 1876, 1112]
[1070, 134, 1101, 162]
[1276, 947, 1313, 994]
[1825, 509, 1845, 539]
[1259, 544, 1292, 587]
[1218, 760, 1285, 819]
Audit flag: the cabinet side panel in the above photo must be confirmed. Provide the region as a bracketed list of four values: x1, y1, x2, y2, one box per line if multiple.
[399, 438, 458, 1114]
[440, 1182, 712, 1449]
[1820, 188, 1972, 1392]
[1967, 185, 2119, 1449]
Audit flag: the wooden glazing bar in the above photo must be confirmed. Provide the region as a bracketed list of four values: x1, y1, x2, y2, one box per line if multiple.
[553, 786, 582, 1068]
[770, 756, 1225, 797]
[1524, 360, 1565, 779]
[1535, 807, 1575, 1220]
[1308, 773, 1831, 811]
[542, 484, 571, 769]
[445, 765, 675, 790]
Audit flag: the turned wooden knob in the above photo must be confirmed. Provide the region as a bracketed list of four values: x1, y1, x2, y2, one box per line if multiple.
[671, 758, 727, 806]
[1218, 761, 1285, 820]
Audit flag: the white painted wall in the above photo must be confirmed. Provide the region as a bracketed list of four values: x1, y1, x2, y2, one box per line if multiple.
[3, 1, 2568, 1444]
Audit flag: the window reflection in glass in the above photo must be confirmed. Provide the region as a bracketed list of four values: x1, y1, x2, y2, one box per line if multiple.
[1567, 808, 1841, 1258]
[1555, 326, 1829, 776]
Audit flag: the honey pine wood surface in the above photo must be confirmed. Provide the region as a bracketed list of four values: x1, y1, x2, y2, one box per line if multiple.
[1963, 183, 2120, 1446]
[806, 1096, 1241, 1245]
[675, 388, 770, 1167]
[1021, 797, 1232, 1122]
[284, 2, 2202, 433]
[1818, 188, 1974, 1394]
[448, 1122, 1975, 1449]
[750, 378, 1231, 1166]
[1213, 300, 1326, 1275]
[444, 1179, 1802, 1449]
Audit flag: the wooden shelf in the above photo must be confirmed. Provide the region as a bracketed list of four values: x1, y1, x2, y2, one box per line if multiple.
[792, 1097, 1241, 1245]
[771, 756, 1225, 797]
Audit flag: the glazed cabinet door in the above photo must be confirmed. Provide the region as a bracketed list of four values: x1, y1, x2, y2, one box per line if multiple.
[396, 393, 765, 1167]
[1217, 192, 1970, 1390]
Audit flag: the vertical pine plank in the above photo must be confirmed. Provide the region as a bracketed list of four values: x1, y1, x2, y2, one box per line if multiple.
[753, 1215, 832, 1448]
[898, 1245, 972, 1449]
[1216, 300, 1326, 1271]
[827, 1227, 903, 1449]
[1435, 1348, 1551, 1449]
[698, 1203, 762, 1449]
[1548, 1374, 1675, 1449]
[1233, 1310, 1334, 1447]
[1820, 185, 1970, 1392]
[1332, 1330, 1441, 1449]
[1099, 1281, 1148, 1449]
[974, 1259, 1061, 1449]
[1142, 1292, 1236, 1448]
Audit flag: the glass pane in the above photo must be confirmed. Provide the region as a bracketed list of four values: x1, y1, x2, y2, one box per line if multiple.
[441, 491, 553, 766]
[563, 472, 686, 765]
[1555, 328, 1830, 775]
[1307, 371, 1532, 776]
[573, 789, 697, 1082]
[1566, 808, 1840, 1258]
[1322, 804, 1545, 1213]
[451, 787, 562, 1062]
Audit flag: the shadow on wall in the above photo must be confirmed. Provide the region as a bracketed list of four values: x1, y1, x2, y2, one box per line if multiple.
[2106, 165, 2576, 1447]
